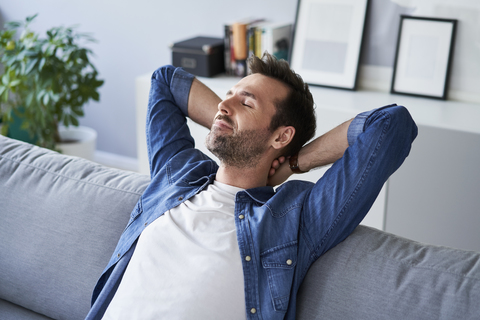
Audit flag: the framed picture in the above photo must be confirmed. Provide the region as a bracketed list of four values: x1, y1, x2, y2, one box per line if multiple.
[290, 0, 369, 90]
[391, 16, 457, 100]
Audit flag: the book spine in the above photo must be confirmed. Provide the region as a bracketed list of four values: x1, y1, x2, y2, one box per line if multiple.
[232, 22, 248, 77]
[255, 27, 263, 58]
[247, 25, 256, 59]
[224, 24, 232, 75]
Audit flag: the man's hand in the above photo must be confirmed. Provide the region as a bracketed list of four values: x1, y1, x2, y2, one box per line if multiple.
[267, 156, 293, 186]
[267, 118, 354, 187]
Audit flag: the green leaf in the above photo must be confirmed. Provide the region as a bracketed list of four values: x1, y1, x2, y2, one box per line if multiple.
[43, 92, 50, 105]
[2, 90, 9, 102]
[26, 91, 35, 106]
[1, 124, 9, 136]
[70, 114, 79, 126]
[2, 73, 10, 86]
[71, 106, 84, 117]
[5, 21, 21, 29]
[36, 89, 45, 103]
[91, 91, 100, 101]
[25, 50, 39, 57]
[26, 14, 38, 23]
[9, 79, 21, 87]
[25, 58, 38, 74]
[63, 114, 69, 127]
[38, 57, 46, 70]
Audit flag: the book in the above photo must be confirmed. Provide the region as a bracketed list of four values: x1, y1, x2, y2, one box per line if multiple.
[232, 22, 248, 77]
[224, 18, 264, 76]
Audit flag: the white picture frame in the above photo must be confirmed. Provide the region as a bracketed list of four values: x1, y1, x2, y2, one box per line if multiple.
[391, 16, 457, 100]
[290, 0, 369, 90]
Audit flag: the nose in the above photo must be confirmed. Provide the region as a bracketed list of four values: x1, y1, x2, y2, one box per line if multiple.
[218, 97, 234, 115]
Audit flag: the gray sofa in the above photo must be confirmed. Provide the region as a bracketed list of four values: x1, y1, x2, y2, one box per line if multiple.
[1, 134, 479, 320]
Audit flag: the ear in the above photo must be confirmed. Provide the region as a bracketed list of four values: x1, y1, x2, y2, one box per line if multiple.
[271, 126, 295, 150]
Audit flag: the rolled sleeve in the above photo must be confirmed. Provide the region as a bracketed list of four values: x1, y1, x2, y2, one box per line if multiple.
[347, 103, 398, 146]
[170, 67, 195, 116]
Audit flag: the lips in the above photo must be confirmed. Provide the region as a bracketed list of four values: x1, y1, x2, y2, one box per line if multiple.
[214, 116, 234, 130]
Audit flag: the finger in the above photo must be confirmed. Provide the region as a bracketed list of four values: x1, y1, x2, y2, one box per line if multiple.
[271, 159, 280, 169]
[269, 167, 275, 176]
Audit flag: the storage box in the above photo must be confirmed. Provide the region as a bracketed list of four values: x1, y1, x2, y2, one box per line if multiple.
[171, 36, 225, 77]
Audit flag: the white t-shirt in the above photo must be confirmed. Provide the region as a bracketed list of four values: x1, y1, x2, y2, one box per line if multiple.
[103, 180, 246, 320]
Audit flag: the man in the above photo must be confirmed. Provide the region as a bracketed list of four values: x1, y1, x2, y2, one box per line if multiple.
[86, 53, 417, 319]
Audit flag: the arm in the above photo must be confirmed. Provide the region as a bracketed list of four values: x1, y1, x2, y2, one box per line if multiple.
[302, 105, 417, 258]
[186, 78, 222, 129]
[298, 118, 353, 171]
[146, 66, 196, 177]
[147, 68, 226, 177]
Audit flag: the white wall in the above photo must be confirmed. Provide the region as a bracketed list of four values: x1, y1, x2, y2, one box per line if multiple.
[1, 0, 479, 159]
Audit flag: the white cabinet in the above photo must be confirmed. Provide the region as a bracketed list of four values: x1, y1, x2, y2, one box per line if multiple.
[136, 74, 480, 251]
[385, 125, 480, 252]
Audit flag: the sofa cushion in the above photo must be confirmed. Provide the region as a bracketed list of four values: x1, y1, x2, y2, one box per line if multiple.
[0, 136, 150, 320]
[0, 299, 54, 320]
[296, 225, 480, 320]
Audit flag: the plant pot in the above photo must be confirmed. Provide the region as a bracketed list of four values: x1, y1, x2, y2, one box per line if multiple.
[57, 126, 97, 161]
[6, 107, 38, 144]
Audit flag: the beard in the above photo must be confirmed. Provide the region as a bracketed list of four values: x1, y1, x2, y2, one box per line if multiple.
[205, 119, 272, 169]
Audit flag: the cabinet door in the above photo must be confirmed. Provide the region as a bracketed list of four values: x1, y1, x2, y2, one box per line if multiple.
[386, 125, 480, 252]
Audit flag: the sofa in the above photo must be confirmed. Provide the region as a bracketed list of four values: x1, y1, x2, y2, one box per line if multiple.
[1, 134, 479, 320]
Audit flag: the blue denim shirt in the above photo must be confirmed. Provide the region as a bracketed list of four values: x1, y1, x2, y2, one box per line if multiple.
[86, 66, 417, 320]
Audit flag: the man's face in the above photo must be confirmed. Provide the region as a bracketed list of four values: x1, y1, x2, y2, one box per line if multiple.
[205, 73, 290, 168]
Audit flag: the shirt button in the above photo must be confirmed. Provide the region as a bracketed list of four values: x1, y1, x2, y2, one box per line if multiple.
[178, 196, 183, 201]
[250, 308, 257, 314]
[239, 214, 245, 220]
[117, 253, 121, 258]
[245, 256, 251, 262]
[286, 259, 293, 265]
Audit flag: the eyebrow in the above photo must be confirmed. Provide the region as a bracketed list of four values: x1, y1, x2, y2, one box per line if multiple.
[226, 90, 257, 101]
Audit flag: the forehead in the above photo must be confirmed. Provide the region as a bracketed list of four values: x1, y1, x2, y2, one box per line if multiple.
[233, 73, 289, 107]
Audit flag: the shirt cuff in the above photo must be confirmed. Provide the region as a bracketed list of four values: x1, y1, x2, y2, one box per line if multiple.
[170, 67, 195, 116]
[347, 104, 398, 146]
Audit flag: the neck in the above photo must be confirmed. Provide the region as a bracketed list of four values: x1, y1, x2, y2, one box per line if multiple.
[215, 160, 272, 189]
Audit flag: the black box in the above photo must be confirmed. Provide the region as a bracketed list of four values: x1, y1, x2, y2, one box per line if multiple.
[171, 36, 225, 77]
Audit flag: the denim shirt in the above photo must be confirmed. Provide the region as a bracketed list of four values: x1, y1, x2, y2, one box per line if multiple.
[86, 66, 417, 320]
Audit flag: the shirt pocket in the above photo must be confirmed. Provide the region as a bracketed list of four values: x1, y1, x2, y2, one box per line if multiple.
[261, 241, 298, 312]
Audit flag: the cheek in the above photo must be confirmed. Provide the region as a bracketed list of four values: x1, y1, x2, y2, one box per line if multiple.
[240, 111, 271, 130]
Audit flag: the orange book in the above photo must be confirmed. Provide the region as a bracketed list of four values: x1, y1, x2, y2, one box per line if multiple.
[232, 22, 248, 60]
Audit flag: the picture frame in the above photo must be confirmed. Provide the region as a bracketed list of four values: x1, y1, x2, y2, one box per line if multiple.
[391, 16, 457, 100]
[290, 0, 369, 90]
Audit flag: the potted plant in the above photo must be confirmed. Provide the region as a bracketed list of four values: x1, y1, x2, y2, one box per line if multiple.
[0, 14, 103, 154]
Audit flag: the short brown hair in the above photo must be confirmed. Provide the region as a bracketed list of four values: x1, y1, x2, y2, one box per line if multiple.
[248, 52, 316, 156]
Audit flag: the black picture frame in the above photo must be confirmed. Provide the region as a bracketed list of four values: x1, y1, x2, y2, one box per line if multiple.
[289, 0, 370, 90]
[391, 15, 457, 100]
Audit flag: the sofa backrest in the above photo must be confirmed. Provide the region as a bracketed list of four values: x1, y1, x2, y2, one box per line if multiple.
[0, 136, 150, 319]
[297, 224, 480, 319]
